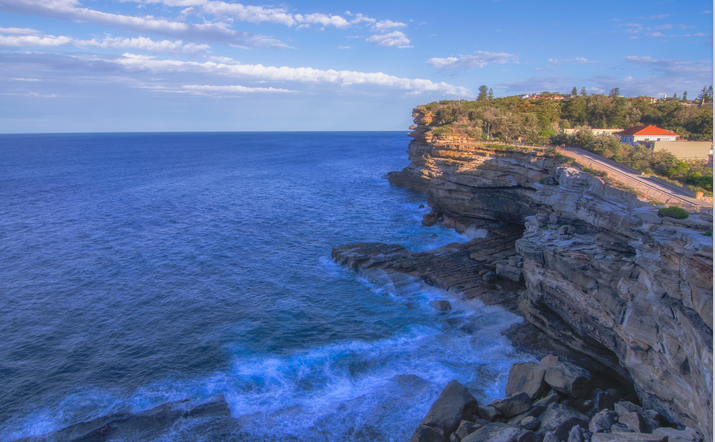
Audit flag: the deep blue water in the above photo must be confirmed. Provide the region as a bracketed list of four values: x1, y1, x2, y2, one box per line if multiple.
[0, 132, 526, 441]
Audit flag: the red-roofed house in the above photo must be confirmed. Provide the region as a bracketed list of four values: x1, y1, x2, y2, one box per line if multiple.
[615, 125, 680, 146]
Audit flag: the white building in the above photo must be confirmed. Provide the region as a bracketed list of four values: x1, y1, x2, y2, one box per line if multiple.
[615, 125, 680, 146]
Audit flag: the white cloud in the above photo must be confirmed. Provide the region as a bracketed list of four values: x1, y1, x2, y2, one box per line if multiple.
[338, 45, 351, 49]
[373, 19, 406, 32]
[365, 31, 411, 48]
[110, 53, 470, 95]
[0, 26, 40, 34]
[645, 31, 667, 37]
[0, 32, 210, 54]
[181, 84, 298, 94]
[0, 0, 286, 48]
[12, 77, 42, 81]
[652, 24, 672, 30]
[428, 50, 516, 70]
[349, 13, 376, 25]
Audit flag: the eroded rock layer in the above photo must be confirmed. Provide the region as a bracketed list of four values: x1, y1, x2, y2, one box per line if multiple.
[381, 110, 713, 439]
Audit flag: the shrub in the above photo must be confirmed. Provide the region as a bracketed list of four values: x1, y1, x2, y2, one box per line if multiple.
[431, 127, 451, 135]
[658, 206, 689, 219]
[582, 167, 608, 177]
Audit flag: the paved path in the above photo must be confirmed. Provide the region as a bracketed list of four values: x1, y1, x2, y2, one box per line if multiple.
[556, 146, 713, 213]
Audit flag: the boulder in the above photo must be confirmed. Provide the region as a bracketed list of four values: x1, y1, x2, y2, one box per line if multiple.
[429, 300, 452, 312]
[410, 424, 445, 442]
[461, 423, 538, 442]
[652, 427, 703, 442]
[533, 390, 560, 408]
[610, 423, 633, 433]
[505, 362, 549, 400]
[589, 409, 617, 433]
[478, 405, 500, 421]
[568, 425, 584, 442]
[544, 362, 592, 398]
[591, 433, 667, 442]
[418, 380, 479, 436]
[543, 432, 559, 442]
[589, 389, 618, 412]
[616, 410, 645, 433]
[490, 393, 533, 418]
[455, 420, 487, 440]
[519, 416, 540, 431]
[539, 354, 560, 368]
[481, 271, 497, 283]
[537, 403, 590, 441]
[496, 263, 523, 282]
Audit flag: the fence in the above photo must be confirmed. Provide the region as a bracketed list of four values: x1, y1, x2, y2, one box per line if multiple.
[555, 147, 713, 214]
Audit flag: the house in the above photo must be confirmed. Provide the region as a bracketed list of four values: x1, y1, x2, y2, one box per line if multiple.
[615, 125, 679, 146]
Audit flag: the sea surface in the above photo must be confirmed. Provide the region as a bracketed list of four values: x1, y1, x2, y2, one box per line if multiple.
[0, 132, 528, 441]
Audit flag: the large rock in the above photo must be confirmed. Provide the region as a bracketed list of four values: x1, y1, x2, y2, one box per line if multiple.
[489, 393, 532, 418]
[505, 362, 548, 400]
[652, 427, 703, 442]
[461, 423, 538, 442]
[410, 424, 445, 442]
[589, 409, 617, 433]
[414, 380, 478, 437]
[544, 362, 592, 398]
[591, 433, 667, 442]
[537, 403, 590, 441]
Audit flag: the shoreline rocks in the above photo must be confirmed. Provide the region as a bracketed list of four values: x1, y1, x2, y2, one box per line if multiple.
[409, 356, 704, 442]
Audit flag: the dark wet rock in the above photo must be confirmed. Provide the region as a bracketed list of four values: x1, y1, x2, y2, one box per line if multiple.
[568, 425, 585, 442]
[415, 380, 479, 437]
[481, 270, 497, 283]
[410, 424, 445, 442]
[430, 300, 452, 312]
[544, 362, 592, 398]
[461, 423, 538, 442]
[589, 409, 617, 433]
[519, 416, 540, 431]
[505, 362, 549, 400]
[588, 389, 619, 413]
[533, 390, 561, 408]
[591, 432, 667, 441]
[537, 403, 590, 441]
[610, 423, 633, 433]
[478, 405, 500, 421]
[543, 432, 560, 442]
[489, 392, 532, 418]
[652, 427, 703, 442]
[455, 420, 487, 440]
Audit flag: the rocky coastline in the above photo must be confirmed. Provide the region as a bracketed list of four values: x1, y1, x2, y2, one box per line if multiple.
[332, 108, 713, 442]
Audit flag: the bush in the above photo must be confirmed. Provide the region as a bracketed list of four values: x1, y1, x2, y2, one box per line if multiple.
[658, 206, 689, 219]
[582, 167, 608, 177]
[431, 127, 451, 135]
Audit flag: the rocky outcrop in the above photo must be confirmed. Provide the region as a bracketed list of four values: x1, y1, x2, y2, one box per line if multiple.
[377, 108, 714, 439]
[408, 355, 701, 442]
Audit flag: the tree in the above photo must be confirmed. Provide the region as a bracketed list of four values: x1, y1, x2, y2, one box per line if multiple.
[697, 86, 713, 103]
[609, 87, 620, 98]
[672, 93, 679, 100]
[488, 88, 494, 100]
[580, 87, 587, 96]
[571, 87, 578, 95]
[683, 91, 688, 101]
[477, 85, 488, 101]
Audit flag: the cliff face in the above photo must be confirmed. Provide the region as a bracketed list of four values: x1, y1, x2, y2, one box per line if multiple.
[387, 110, 713, 439]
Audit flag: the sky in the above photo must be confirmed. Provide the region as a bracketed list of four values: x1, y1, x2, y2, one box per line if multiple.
[0, 0, 712, 132]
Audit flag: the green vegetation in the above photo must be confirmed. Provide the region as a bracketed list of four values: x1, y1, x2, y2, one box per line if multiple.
[703, 231, 713, 237]
[419, 90, 713, 194]
[582, 167, 608, 177]
[658, 206, 689, 219]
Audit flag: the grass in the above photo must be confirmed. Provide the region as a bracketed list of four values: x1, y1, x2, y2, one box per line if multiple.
[582, 167, 609, 178]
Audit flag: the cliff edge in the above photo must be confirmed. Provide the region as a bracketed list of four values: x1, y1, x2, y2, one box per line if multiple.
[384, 108, 713, 440]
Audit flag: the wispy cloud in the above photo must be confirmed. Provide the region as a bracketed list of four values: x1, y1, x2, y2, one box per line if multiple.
[179, 84, 298, 94]
[637, 13, 670, 19]
[428, 50, 516, 70]
[0, 33, 211, 54]
[548, 57, 593, 64]
[0, 0, 287, 48]
[108, 53, 469, 95]
[373, 19, 406, 32]
[365, 31, 411, 48]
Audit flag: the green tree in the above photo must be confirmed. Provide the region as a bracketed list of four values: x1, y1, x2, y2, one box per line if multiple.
[488, 88, 494, 100]
[697, 86, 713, 103]
[571, 87, 578, 95]
[609, 87, 620, 98]
[580, 87, 587, 96]
[477, 85, 488, 101]
[683, 91, 688, 101]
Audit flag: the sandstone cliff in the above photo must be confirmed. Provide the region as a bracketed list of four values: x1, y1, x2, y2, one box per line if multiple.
[385, 109, 713, 440]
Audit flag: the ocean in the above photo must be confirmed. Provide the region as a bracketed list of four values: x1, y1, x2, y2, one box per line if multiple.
[0, 132, 527, 441]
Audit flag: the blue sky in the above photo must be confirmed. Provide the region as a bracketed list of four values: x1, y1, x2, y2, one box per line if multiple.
[0, 0, 712, 132]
